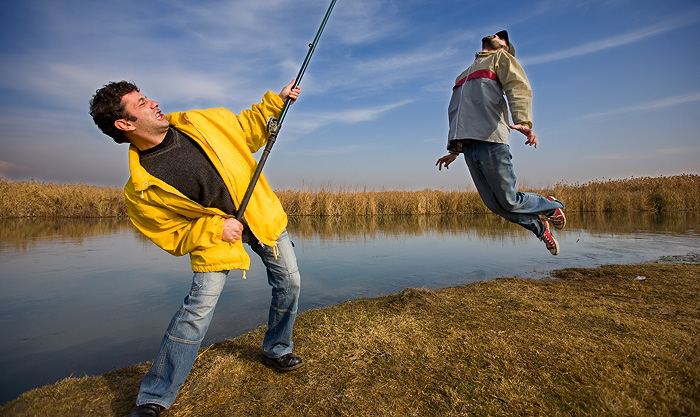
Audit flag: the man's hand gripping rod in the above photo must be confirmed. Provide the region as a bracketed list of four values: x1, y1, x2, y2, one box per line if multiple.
[236, 0, 337, 221]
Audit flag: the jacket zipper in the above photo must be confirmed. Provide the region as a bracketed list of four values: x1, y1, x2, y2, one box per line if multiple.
[181, 114, 269, 251]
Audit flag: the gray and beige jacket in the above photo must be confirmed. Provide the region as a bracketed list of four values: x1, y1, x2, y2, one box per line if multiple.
[447, 50, 533, 154]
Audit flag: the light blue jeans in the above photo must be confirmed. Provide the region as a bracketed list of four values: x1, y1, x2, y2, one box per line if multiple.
[135, 230, 301, 408]
[462, 141, 564, 238]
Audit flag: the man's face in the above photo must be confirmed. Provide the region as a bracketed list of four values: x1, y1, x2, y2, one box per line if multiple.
[117, 90, 169, 136]
[482, 34, 507, 51]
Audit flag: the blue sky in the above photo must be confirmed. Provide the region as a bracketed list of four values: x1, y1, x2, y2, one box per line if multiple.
[1, 0, 698, 191]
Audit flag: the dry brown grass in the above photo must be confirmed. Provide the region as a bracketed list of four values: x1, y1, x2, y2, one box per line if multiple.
[2, 174, 698, 218]
[0, 178, 126, 217]
[551, 174, 700, 213]
[2, 262, 698, 416]
[277, 174, 700, 216]
[275, 186, 489, 216]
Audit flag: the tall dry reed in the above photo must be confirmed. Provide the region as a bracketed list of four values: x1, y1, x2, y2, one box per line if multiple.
[277, 174, 700, 216]
[1, 174, 698, 218]
[275, 186, 490, 216]
[551, 174, 700, 212]
[0, 178, 127, 218]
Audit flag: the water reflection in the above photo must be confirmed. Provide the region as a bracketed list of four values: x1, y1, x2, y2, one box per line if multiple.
[0, 217, 134, 250]
[3, 211, 698, 243]
[288, 211, 700, 237]
[0, 212, 698, 405]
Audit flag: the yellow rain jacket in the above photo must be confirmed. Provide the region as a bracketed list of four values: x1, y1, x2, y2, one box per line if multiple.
[124, 91, 288, 273]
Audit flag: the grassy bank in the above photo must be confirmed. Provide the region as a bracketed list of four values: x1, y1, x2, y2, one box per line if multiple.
[2, 261, 698, 416]
[1, 174, 698, 218]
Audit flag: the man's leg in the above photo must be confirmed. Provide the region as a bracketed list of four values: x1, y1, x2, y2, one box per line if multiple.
[135, 271, 227, 409]
[464, 142, 563, 238]
[250, 230, 303, 371]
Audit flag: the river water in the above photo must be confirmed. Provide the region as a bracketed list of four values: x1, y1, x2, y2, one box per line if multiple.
[1, 212, 699, 404]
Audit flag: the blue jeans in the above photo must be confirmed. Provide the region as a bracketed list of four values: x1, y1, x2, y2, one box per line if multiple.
[135, 230, 301, 408]
[462, 141, 564, 238]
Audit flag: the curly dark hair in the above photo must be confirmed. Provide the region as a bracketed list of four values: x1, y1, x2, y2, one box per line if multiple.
[89, 81, 140, 144]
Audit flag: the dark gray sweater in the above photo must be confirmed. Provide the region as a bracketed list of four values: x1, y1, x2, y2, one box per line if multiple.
[139, 127, 238, 216]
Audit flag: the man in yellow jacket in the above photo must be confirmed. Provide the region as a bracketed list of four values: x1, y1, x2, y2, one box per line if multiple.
[90, 80, 303, 417]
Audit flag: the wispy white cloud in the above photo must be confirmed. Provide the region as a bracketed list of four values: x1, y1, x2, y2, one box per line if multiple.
[355, 48, 456, 73]
[578, 92, 700, 120]
[521, 10, 700, 65]
[162, 0, 306, 52]
[283, 143, 384, 157]
[290, 99, 414, 133]
[0, 160, 29, 177]
[325, 0, 404, 45]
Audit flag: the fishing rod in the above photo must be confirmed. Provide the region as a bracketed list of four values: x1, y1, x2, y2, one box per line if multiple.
[236, 0, 337, 221]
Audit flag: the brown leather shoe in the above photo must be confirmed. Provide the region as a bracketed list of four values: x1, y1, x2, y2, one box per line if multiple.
[261, 353, 304, 371]
[127, 403, 165, 417]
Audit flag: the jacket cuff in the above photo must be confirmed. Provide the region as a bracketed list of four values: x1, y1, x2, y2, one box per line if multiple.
[264, 90, 284, 111]
[447, 140, 463, 154]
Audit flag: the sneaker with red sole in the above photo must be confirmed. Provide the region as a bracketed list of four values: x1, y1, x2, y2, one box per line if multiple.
[539, 220, 560, 255]
[545, 196, 566, 230]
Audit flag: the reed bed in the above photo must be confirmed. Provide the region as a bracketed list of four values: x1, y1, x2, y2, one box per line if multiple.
[551, 174, 700, 213]
[1, 174, 698, 218]
[275, 187, 489, 216]
[277, 174, 700, 216]
[0, 178, 126, 218]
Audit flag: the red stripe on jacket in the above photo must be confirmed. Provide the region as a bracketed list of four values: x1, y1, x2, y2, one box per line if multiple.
[453, 69, 499, 90]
